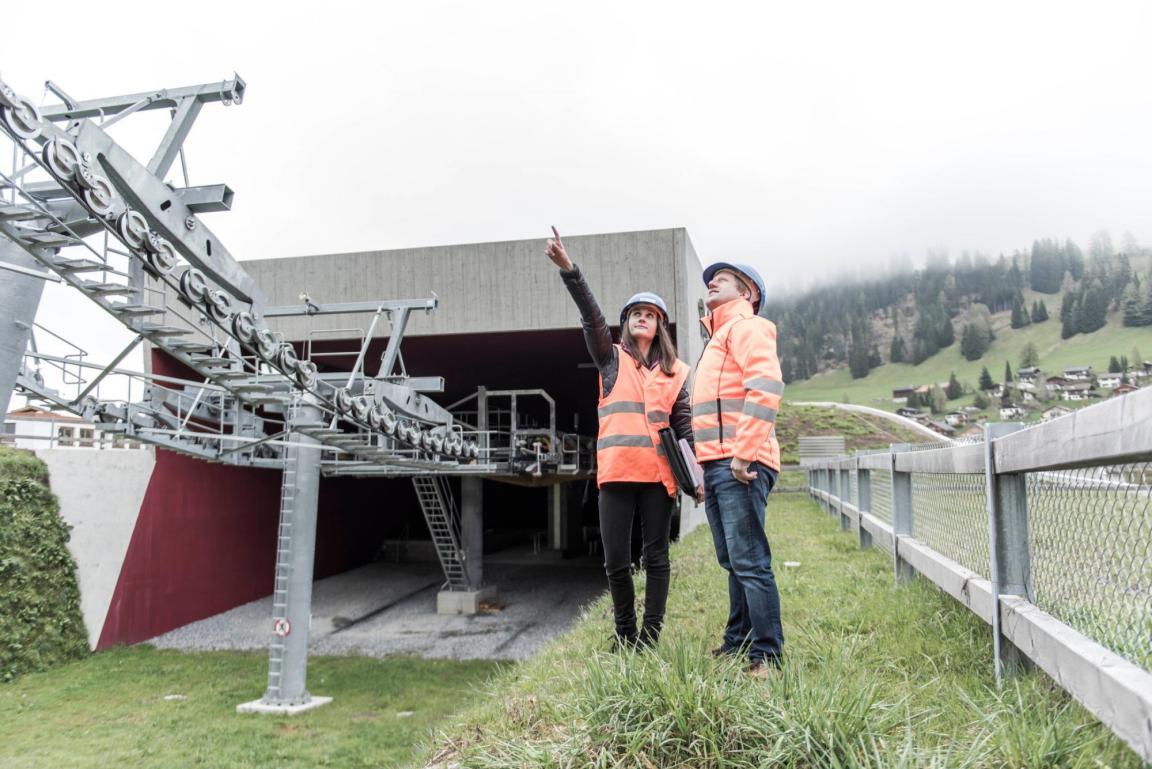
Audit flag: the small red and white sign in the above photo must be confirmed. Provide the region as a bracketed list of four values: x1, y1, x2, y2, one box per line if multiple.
[273, 618, 291, 637]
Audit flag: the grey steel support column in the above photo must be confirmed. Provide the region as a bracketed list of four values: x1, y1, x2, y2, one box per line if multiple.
[839, 466, 851, 531]
[891, 444, 915, 584]
[461, 477, 483, 589]
[857, 467, 873, 549]
[985, 422, 1032, 682]
[0, 241, 47, 415]
[239, 398, 329, 714]
[549, 484, 568, 551]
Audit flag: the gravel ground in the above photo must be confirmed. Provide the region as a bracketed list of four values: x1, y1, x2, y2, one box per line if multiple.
[148, 547, 607, 660]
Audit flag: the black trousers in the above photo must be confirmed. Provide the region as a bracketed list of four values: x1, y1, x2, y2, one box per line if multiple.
[598, 482, 675, 642]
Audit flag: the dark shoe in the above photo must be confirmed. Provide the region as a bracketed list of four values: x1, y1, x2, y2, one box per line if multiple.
[745, 656, 782, 678]
[637, 626, 660, 648]
[611, 632, 639, 652]
[711, 646, 737, 658]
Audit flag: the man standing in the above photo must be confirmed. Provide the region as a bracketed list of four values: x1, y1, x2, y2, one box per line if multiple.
[691, 262, 785, 675]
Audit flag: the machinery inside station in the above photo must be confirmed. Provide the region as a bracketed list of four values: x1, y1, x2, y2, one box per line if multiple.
[0, 72, 691, 711]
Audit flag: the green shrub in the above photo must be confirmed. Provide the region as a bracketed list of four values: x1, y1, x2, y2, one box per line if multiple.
[0, 450, 88, 681]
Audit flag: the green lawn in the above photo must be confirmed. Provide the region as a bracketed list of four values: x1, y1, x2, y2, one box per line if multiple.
[0, 649, 505, 769]
[424, 488, 1142, 768]
[785, 301, 1148, 412]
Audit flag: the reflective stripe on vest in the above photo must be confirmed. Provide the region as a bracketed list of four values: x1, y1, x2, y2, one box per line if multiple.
[597, 345, 690, 495]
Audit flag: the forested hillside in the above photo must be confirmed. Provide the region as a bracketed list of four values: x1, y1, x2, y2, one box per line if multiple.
[767, 232, 1152, 384]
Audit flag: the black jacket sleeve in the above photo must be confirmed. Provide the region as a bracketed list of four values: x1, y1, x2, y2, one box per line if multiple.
[670, 385, 694, 449]
[559, 264, 619, 391]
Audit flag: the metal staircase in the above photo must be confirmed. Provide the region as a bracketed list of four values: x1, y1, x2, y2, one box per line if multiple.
[411, 475, 469, 590]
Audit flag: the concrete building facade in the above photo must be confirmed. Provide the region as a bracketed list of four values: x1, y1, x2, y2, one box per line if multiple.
[55, 228, 713, 647]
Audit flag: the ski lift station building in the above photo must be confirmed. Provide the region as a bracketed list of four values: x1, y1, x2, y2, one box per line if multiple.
[60, 227, 711, 648]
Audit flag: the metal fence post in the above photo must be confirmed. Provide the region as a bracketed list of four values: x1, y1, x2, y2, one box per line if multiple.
[984, 421, 1032, 683]
[891, 443, 914, 583]
[839, 463, 851, 531]
[857, 462, 872, 549]
[828, 464, 840, 519]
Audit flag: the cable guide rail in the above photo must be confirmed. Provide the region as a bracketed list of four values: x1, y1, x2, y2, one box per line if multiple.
[805, 386, 1152, 762]
[0, 74, 594, 480]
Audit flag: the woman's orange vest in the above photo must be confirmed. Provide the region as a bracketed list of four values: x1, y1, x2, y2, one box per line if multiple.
[596, 345, 691, 497]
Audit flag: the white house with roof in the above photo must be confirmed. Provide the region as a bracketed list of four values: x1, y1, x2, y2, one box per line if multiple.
[1097, 374, 1122, 389]
[1042, 406, 1072, 421]
[2, 406, 140, 450]
[1063, 366, 1093, 381]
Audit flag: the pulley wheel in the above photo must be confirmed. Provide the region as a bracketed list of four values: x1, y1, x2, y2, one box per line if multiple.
[43, 139, 81, 181]
[294, 360, 317, 389]
[2, 95, 42, 140]
[149, 238, 178, 275]
[83, 175, 116, 218]
[255, 328, 278, 361]
[367, 404, 384, 430]
[380, 409, 397, 435]
[179, 268, 208, 305]
[334, 388, 354, 415]
[232, 312, 257, 344]
[277, 342, 299, 372]
[207, 290, 233, 323]
[117, 210, 148, 250]
[351, 396, 371, 423]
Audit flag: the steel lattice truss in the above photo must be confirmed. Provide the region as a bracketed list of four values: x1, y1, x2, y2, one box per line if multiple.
[0, 74, 590, 479]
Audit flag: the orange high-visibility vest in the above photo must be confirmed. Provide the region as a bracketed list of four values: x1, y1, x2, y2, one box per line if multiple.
[597, 345, 691, 497]
[691, 298, 785, 470]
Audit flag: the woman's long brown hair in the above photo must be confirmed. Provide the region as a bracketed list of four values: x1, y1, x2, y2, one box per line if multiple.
[621, 316, 678, 376]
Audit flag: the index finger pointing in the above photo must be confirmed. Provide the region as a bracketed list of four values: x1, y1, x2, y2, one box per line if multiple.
[551, 225, 563, 244]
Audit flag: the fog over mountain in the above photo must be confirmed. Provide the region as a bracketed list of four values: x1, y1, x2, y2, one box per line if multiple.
[3, 0, 1151, 377]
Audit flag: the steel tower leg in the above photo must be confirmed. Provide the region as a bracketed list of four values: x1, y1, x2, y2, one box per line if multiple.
[238, 397, 331, 714]
[0, 240, 47, 415]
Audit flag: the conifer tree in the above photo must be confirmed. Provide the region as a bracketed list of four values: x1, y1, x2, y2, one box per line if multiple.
[978, 366, 994, 391]
[1020, 342, 1040, 368]
[946, 372, 963, 400]
[889, 335, 906, 363]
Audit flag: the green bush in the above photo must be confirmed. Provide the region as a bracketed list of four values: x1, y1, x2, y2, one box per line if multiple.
[0, 449, 88, 681]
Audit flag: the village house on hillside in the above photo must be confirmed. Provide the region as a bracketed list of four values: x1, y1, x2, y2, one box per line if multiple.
[1063, 365, 1093, 381]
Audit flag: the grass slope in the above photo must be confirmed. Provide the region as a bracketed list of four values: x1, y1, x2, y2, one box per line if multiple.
[0, 649, 503, 769]
[785, 295, 1148, 411]
[426, 484, 1141, 768]
[775, 405, 929, 465]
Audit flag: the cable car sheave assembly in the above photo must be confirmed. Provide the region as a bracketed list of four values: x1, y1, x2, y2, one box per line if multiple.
[0, 73, 591, 713]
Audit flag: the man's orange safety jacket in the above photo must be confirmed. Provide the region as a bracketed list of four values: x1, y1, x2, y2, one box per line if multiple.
[691, 298, 785, 471]
[597, 344, 691, 497]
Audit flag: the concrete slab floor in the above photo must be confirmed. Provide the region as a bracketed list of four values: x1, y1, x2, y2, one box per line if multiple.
[148, 546, 608, 661]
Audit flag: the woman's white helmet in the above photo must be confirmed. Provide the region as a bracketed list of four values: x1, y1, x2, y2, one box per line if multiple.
[619, 292, 669, 326]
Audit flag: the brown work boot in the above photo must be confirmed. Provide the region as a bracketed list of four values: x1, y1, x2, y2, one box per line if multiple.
[745, 657, 782, 679]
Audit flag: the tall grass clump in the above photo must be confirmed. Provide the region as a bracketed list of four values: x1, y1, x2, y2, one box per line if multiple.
[426, 490, 1142, 768]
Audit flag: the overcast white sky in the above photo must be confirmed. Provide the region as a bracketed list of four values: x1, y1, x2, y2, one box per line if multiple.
[7, 0, 1151, 291]
[5, 0, 1152, 393]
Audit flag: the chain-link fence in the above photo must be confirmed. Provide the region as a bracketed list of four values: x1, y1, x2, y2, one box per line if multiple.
[1027, 462, 1152, 670]
[911, 473, 990, 578]
[870, 469, 893, 525]
[803, 398, 1152, 761]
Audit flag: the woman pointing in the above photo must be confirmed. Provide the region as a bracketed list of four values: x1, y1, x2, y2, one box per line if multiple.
[546, 227, 700, 649]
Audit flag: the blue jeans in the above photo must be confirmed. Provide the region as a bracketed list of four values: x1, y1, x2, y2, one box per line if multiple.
[703, 458, 782, 662]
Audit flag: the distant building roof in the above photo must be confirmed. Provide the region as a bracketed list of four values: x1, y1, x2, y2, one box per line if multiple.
[5, 406, 82, 422]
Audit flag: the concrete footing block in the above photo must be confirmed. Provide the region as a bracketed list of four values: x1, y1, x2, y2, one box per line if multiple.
[436, 585, 497, 615]
[236, 695, 333, 715]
